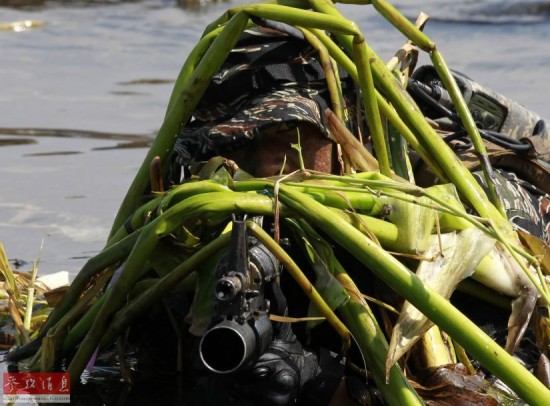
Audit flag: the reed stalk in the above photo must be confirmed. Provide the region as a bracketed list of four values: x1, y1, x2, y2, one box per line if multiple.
[23, 244, 43, 335]
[371, 0, 434, 52]
[299, 28, 345, 120]
[352, 34, 391, 175]
[304, 14, 448, 181]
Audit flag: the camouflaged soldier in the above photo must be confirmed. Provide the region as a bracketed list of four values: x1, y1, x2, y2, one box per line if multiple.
[169, 22, 550, 406]
[170, 25, 366, 406]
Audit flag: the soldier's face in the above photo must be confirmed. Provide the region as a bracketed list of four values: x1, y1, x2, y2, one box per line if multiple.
[226, 123, 336, 177]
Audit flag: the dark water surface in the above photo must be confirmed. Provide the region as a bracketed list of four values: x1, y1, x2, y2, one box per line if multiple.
[0, 0, 549, 278]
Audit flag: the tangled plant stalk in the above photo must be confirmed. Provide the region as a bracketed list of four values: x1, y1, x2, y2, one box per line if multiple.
[6, 1, 550, 405]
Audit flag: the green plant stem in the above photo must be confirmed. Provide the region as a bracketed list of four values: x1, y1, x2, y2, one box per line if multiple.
[62, 270, 195, 356]
[51, 267, 114, 349]
[239, 3, 360, 35]
[109, 12, 249, 237]
[304, 25, 448, 181]
[271, 182, 549, 405]
[109, 181, 230, 245]
[164, 26, 222, 115]
[430, 50, 506, 216]
[23, 257, 40, 335]
[67, 192, 288, 385]
[371, 0, 434, 51]
[340, 302, 425, 405]
[309, 0, 515, 241]
[299, 27, 345, 120]
[43, 232, 140, 333]
[352, 33, 391, 176]
[98, 234, 231, 349]
[332, 209, 400, 250]
[293, 219, 423, 405]
[5, 231, 141, 364]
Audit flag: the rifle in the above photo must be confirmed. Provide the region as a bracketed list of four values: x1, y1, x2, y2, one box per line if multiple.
[199, 214, 279, 374]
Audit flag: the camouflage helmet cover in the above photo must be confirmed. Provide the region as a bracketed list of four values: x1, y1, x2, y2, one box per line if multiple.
[172, 26, 354, 168]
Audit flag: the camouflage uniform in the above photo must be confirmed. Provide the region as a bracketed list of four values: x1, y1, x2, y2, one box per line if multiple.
[439, 133, 550, 245]
[473, 168, 550, 245]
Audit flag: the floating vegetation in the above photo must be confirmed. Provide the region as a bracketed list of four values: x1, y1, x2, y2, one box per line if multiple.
[0, 138, 36, 147]
[117, 78, 175, 86]
[0, 20, 43, 32]
[0, 243, 55, 350]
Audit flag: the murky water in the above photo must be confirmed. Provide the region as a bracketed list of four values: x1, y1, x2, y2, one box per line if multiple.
[0, 0, 549, 279]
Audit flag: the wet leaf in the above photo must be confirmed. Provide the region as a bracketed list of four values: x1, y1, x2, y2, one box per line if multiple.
[506, 291, 537, 353]
[43, 286, 68, 307]
[384, 194, 436, 253]
[517, 230, 550, 275]
[411, 363, 498, 405]
[387, 229, 495, 370]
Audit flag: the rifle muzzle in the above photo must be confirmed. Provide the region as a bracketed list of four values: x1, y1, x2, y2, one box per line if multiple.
[199, 315, 272, 374]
